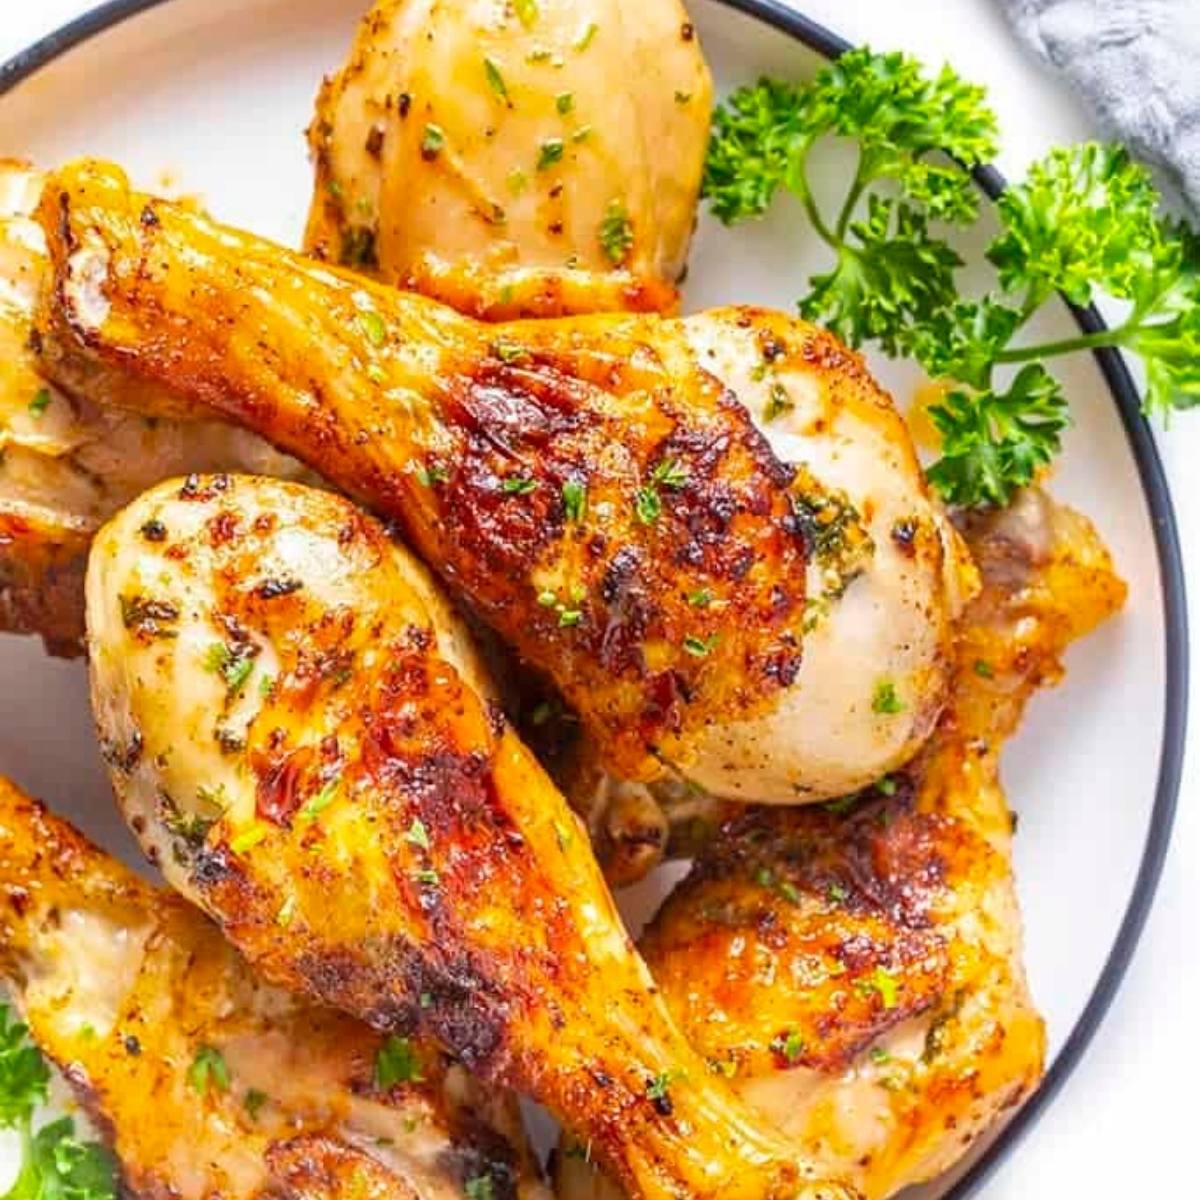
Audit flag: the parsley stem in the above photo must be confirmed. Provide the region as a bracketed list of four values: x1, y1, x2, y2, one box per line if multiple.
[792, 160, 839, 249]
[18, 1120, 32, 1164]
[991, 326, 1126, 364]
[834, 162, 867, 242]
[11, 1123, 38, 1199]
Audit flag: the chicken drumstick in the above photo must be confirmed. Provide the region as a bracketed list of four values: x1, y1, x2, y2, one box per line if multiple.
[0, 776, 550, 1200]
[40, 160, 967, 803]
[86, 473, 857, 1200]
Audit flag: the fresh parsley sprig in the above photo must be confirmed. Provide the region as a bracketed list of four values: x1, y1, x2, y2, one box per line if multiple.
[0, 1004, 117, 1200]
[704, 50, 998, 355]
[918, 144, 1200, 504]
[704, 52, 1200, 508]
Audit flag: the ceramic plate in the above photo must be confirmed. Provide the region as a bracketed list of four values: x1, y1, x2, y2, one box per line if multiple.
[0, 1, 1187, 1196]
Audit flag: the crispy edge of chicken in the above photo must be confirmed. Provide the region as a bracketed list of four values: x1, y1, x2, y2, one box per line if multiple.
[0, 774, 551, 1200]
[84, 472, 859, 1200]
[557, 487, 1127, 1199]
[37, 159, 967, 803]
[304, 0, 712, 319]
[0, 159, 305, 655]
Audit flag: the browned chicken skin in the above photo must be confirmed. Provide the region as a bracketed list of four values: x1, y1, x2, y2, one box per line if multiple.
[305, 0, 712, 318]
[0, 0, 710, 650]
[558, 489, 1126, 1199]
[38, 162, 806, 789]
[0, 161, 304, 654]
[85, 473, 858, 1200]
[0, 776, 550, 1200]
[37, 160, 964, 804]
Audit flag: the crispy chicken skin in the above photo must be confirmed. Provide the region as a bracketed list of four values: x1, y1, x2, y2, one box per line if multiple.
[304, 0, 712, 319]
[558, 489, 1126, 1199]
[0, 161, 302, 654]
[0, 776, 550, 1200]
[37, 159, 966, 802]
[85, 474, 858, 1200]
[650, 310, 974, 802]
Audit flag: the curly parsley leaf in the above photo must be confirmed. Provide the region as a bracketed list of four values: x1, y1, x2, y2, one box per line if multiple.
[1132, 305, 1200, 416]
[800, 199, 962, 355]
[5, 1119, 117, 1200]
[704, 49, 996, 356]
[987, 143, 1165, 309]
[708, 43, 1200, 507]
[0, 1004, 117, 1200]
[908, 299, 1022, 391]
[703, 77, 809, 223]
[922, 145, 1200, 501]
[808, 50, 997, 223]
[0, 1008, 48, 1129]
[926, 365, 1069, 508]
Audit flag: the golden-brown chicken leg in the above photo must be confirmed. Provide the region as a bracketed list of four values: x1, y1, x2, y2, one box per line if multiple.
[305, 0, 712, 318]
[39, 160, 968, 803]
[558, 488, 1127, 1199]
[0, 775, 550, 1200]
[0, 161, 304, 654]
[85, 473, 857, 1200]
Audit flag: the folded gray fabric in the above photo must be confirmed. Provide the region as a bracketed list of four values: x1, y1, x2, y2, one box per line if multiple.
[997, 0, 1200, 218]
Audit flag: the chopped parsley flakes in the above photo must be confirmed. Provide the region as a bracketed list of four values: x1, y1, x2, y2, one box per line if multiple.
[651, 458, 688, 489]
[230, 824, 268, 853]
[770, 1030, 805, 1063]
[764, 382, 794, 422]
[299, 776, 340, 823]
[872, 680, 905, 715]
[205, 641, 257, 696]
[502, 474, 539, 495]
[243, 1088, 268, 1120]
[417, 463, 449, 487]
[513, 0, 538, 28]
[635, 487, 662, 525]
[404, 818, 431, 851]
[683, 633, 719, 658]
[537, 138, 565, 171]
[599, 199, 634, 266]
[375, 1036, 423, 1087]
[562, 479, 587, 522]
[188, 1045, 230, 1095]
[420, 123, 446, 159]
[465, 1176, 495, 1200]
[645, 1069, 685, 1114]
[357, 309, 386, 347]
[483, 57, 509, 103]
[857, 966, 900, 1010]
[493, 338, 530, 364]
[635, 456, 689, 524]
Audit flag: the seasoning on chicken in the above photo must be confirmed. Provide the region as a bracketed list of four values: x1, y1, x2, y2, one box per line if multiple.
[38, 160, 969, 802]
[0, 160, 302, 655]
[557, 487, 1126, 1199]
[304, 0, 712, 318]
[85, 473, 860, 1200]
[0, 775, 551, 1200]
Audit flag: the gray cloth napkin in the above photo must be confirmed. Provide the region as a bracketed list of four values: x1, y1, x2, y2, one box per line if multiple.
[997, 0, 1200, 218]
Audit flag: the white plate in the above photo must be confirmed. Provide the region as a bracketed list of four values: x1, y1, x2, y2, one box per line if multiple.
[0, 2, 1186, 1196]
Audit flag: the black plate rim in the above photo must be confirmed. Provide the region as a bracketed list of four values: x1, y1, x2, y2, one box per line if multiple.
[0, 2, 1189, 1197]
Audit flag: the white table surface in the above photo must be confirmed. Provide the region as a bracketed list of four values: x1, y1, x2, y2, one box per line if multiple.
[1, 1, 1195, 1196]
